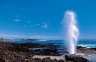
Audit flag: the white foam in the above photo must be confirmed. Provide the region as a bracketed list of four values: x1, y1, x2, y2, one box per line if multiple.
[33, 55, 65, 60]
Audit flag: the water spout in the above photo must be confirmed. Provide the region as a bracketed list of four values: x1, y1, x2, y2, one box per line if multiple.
[64, 10, 79, 54]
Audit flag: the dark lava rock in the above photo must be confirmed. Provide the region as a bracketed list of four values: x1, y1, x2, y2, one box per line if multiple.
[32, 58, 65, 62]
[42, 57, 52, 62]
[52, 59, 58, 62]
[32, 58, 42, 62]
[59, 60, 64, 62]
[65, 55, 89, 62]
[0, 58, 5, 62]
[77, 46, 96, 54]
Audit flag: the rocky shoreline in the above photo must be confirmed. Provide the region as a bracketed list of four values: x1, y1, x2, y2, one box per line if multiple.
[0, 40, 95, 62]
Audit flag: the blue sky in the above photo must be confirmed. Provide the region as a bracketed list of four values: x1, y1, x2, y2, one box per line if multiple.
[0, 0, 96, 39]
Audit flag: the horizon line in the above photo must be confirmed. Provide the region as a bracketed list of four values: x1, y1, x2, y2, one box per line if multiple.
[0, 34, 95, 40]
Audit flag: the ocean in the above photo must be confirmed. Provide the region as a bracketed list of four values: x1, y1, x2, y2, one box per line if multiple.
[8, 39, 96, 48]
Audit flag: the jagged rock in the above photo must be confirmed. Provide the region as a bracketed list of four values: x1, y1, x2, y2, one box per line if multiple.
[65, 55, 89, 62]
[59, 60, 64, 62]
[77, 46, 96, 54]
[0, 58, 5, 62]
[42, 57, 52, 62]
[52, 59, 58, 62]
[32, 58, 42, 62]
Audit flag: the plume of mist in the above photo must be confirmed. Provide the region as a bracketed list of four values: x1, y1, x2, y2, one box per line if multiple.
[63, 10, 79, 54]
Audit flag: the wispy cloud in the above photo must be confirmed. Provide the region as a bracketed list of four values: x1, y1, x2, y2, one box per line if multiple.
[0, 34, 62, 40]
[13, 13, 21, 22]
[0, 34, 27, 39]
[13, 19, 21, 22]
[28, 35, 62, 40]
[34, 23, 48, 29]
[24, 25, 27, 28]
[41, 23, 48, 29]
[27, 20, 31, 23]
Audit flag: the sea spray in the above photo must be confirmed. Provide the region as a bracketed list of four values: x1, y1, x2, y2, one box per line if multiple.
[63, 10, 79, 54]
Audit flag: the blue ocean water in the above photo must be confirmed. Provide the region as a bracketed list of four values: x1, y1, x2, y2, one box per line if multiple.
[8, 39, 96, 48]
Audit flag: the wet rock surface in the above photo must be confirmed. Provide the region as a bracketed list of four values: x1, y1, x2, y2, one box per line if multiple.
[77, 46, 96, 54]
